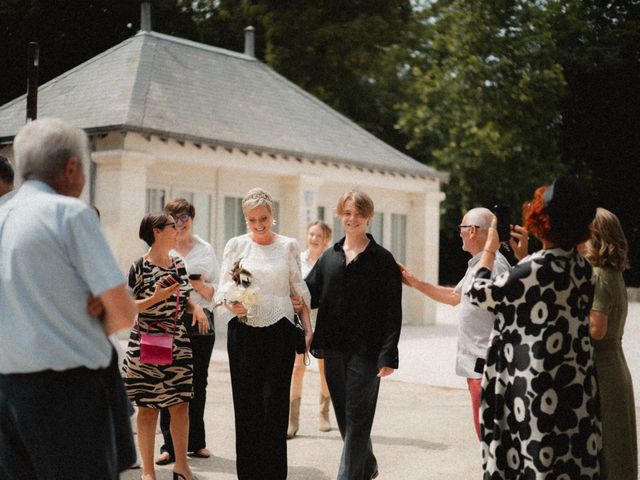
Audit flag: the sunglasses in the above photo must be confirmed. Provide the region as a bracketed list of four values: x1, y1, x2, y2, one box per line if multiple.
[175, 213, 191, 223]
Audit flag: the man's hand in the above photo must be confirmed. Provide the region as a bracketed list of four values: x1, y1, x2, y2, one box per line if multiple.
[397, 262, 418, 288]
[87, 294, 105, 319]
[377, 366, 395, 378]
[99, 284, 137, 335]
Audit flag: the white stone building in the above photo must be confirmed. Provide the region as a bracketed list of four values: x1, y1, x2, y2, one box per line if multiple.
[0, 29, 447, 324]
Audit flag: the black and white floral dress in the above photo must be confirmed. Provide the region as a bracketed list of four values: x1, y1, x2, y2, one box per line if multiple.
[466, 248, 601, 479]
[121, 257, 194, 408]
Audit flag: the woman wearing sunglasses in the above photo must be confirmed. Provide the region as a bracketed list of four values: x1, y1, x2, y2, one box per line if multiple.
[121, 213, 208, 480]
[155, 199, 220, 466]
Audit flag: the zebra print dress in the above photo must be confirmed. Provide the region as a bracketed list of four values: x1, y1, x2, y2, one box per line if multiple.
[121, 256, 194, 408]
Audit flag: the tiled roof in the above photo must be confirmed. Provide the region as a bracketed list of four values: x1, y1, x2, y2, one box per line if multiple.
[0, 31, 446, 179]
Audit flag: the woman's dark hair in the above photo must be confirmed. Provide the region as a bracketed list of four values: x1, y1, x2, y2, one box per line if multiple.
[524, 176, 595, 249]
[164, 198, 195, 219]
[139, 213, 172, 247]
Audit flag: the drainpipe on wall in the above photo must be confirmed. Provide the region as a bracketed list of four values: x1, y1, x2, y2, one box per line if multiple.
[26, 42, 39, 123]
[244, 26, 255, 58]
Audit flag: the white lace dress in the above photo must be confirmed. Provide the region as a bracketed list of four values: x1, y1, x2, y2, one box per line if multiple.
[216, 234, 311, 327]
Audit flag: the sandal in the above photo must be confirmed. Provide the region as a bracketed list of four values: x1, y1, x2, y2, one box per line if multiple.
[155, 451, 175, 465]
[188, 448, 211, 459]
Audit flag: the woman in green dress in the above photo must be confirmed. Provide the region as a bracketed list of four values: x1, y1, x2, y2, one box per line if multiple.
[583, 207, 637, 480]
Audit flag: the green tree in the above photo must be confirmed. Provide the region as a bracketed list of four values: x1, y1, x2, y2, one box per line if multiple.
[190, 0, 262, 56]
[397, 1, 568, 282]
[255, 0, 414, 149]
[548, 0, 640, 285]
[162, 0, 418, 151]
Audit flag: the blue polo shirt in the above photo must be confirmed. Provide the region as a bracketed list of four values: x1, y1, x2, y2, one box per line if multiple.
[0, 181, 125, 374]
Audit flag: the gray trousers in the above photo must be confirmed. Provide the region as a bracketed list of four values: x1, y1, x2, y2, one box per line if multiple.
[324, 351, 380, 480]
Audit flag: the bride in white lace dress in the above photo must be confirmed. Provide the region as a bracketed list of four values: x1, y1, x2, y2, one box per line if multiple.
[216, 187, 312, 480]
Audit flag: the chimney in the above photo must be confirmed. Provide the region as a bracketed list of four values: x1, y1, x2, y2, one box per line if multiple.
[140, 1, 152, 32]
[244, 26, 255, 58]
[26, 42, 39, 123]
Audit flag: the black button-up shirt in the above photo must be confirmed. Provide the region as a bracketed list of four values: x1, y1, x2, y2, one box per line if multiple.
[305, 234, 402, 369]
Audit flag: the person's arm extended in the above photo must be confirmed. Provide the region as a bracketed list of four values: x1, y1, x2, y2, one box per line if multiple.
[100, 284, 137, 335]
[589, 310, 608, 340]
[189, 276, 214, 301]
[413, 280, 460, 306]
[398, 263, 460, 306]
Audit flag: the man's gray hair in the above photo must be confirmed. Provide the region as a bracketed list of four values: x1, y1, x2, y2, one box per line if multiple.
[464, 207, 493, 230]
[14, 118, 90, 183]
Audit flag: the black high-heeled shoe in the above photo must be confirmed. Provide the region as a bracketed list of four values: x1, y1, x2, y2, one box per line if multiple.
[172, 472, 199, 480]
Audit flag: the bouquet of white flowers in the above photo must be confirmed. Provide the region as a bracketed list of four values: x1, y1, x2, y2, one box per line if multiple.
[215, 259, 259, 323]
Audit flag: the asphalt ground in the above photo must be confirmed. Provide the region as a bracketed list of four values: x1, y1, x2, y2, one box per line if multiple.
[119, 303, 640, 479]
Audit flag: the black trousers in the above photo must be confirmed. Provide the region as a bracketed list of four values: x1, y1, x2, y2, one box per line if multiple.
[324, 350, 380, 480]
[160, 331, 215, 455]
[227, 317, 296, 480]
[0, 360, 126, 480]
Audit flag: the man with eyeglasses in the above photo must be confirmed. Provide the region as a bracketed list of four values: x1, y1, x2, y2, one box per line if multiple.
[399, 207, 527, 440]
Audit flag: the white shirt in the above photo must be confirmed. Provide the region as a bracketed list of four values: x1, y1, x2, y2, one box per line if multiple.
[217, 234, 311, 327]
[300, 249, 315, 279]
[454, 251, 511, 378]
[171, 235, 219, 309]
[300, 249, 319, 325]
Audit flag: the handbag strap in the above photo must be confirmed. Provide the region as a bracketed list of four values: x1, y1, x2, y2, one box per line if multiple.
[170, 257, 180, 336]
[136, 258, 181, 336]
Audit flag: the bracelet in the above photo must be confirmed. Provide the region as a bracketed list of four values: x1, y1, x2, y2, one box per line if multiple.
[483, 249, 496, 255]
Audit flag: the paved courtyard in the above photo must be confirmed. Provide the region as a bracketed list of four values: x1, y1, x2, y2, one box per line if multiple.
[119, 303, 640, 479]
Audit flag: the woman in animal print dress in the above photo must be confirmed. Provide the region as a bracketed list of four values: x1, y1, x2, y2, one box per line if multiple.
[466, 175, 601, 479]
[122, 213, 208, 480]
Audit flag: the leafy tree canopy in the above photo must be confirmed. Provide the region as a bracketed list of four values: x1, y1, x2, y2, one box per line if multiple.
[1, 0, 639, 284]
[397, 0, 640, 284]
[398, 1, 567, 230]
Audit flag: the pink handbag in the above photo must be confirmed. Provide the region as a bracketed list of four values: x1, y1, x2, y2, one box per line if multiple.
[139, 323, 174, 365]
[138, 263, 181, 365]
